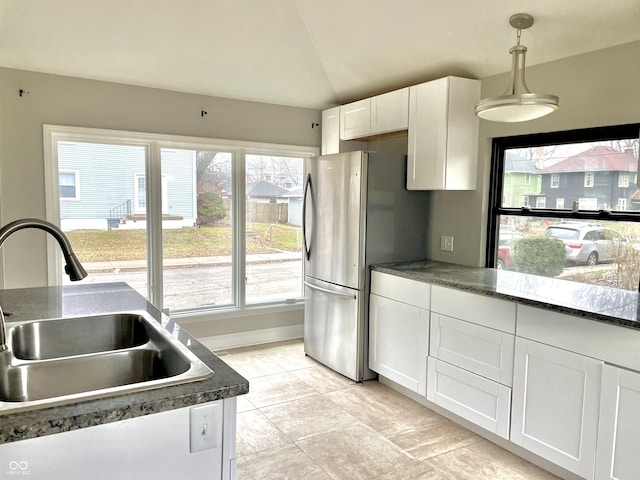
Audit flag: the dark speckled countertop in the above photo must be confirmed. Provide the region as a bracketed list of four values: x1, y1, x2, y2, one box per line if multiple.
[0, 282, 249, 444]
[373, 261, 640, 329]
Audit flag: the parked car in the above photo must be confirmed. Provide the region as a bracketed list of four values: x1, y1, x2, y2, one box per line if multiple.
[543, 223, 625, 265]
[497, 231, 524, 269]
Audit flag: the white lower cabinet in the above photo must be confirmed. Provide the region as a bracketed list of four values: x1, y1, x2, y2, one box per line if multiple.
[369, 293, 428, 394]
[595, 365, 640, 480]
[427, 356, 511, 438]
[511, 337, 602, 480]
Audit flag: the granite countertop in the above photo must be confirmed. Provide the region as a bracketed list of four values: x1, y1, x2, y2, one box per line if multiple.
[0, 282, 249, 444]
[373, 261, 640, 329]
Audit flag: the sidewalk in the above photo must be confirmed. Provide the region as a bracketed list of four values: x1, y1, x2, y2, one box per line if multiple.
[83, 252, 301, 273]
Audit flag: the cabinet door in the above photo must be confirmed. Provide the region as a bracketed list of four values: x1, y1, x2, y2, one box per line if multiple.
[340, 99, 370, 140]
[369, 294, 428, 395]
[427, 357, 511, 438]
[407, 76, 479, 190]
[511, 338, 602, 480]
[371, 88, 409, 135]
[595, 365, 640, 480]
[321, 107, 340, 155]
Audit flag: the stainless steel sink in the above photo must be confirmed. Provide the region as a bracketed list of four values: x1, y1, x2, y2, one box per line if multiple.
[0, 311, 213, 413]
[11, 313, 150, 360]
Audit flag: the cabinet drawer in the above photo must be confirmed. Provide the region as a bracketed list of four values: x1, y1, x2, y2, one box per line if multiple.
[431, 285, 515, 333]
[427, 356, 511, 439]
[370, 271, 430, 310]
[430, 313, 514, 386]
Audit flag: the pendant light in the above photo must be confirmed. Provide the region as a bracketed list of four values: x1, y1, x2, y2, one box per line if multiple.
[475, 13, 559, 122]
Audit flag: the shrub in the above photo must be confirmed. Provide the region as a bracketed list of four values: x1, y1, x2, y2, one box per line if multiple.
[511, 236, 566, 277]
[197, 192, 227, 225]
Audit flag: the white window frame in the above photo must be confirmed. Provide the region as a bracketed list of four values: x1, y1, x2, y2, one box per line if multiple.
[584, 172, 595, 187]
[524, 173, 531, 186]
[556, 198, 565, 209]
[59, 170, 80, 200]
[619, 171, 629, 187]
[536, 197, 546, 208]
[43, 125, 318, 316]
[617, 198, 627, 210]
[550, 174, 560, 188]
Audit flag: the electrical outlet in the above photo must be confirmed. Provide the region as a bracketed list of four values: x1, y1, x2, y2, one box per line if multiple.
[440, 235, 454, 252]
[189, 402, 222, 453]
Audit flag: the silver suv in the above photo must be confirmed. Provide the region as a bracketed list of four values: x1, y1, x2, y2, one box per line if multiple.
[543, 223, 625, 265]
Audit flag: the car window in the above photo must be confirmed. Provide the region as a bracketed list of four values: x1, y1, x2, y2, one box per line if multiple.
[583, 231, 598, 241]
[545, 228, 579, 240]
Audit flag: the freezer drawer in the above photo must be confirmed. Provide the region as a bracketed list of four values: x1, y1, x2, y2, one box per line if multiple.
[303, 278, 364, 381]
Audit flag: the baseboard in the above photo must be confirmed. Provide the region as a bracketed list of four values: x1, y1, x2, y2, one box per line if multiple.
[197, 324, 303, 352]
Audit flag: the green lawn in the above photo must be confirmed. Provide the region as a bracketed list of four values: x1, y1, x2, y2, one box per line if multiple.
[67, 224, 301, 262]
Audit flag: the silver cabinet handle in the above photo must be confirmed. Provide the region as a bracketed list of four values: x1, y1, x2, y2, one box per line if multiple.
[304, 281, 357, 299]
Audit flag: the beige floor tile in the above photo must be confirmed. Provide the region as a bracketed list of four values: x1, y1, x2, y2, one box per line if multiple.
[297, 423, 414, 480]
[220, 350, 288, 379]
[292, 363, 356, 393]
[382, 413, 481, 461]
[237, 444, 332, 480]
[235, 394, 256, 413]
[324, 381, 423, 425]
[373, 459, 450, 480]
[261, 394, 360, 441]
[425, 440, 560, 480]
[235, 409, 292, 457]
[244, 371, 318, 408]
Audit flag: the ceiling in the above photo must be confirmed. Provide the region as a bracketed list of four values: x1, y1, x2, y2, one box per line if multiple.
[1, 0, 639, 110]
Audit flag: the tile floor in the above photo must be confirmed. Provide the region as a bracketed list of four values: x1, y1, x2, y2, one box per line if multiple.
[218, 339, 559, 480]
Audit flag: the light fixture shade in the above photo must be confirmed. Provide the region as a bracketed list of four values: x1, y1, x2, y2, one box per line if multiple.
[476, 93, 559, 122]
[476, 13, 559, 123]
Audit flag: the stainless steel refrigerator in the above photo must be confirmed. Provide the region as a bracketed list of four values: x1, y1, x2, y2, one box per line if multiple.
[302, 151, 430, 381]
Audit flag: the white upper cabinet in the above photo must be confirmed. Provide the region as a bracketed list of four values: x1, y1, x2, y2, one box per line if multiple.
[339, 99, 371, 140]
[407, 76, 480, 190]
[339, 88, 409, 141]
[321, 107, 340, 155]
[370, 88, 409, 135]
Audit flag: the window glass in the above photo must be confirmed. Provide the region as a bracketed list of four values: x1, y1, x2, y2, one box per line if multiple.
[58, 141, 149, 300]
[59, 171, 78, 199]
[491, 127, 640, 291]
[245, 154, 304, 304]
[160, 149, 233, 311]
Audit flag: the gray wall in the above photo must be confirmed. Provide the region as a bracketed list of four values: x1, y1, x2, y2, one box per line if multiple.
[428, 40, 640, 266]
[0, 67, 321, 290]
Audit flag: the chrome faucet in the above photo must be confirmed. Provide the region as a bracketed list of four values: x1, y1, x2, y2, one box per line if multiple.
[0, 218, 88, 351]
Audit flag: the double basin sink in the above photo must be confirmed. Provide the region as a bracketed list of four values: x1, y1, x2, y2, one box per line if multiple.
[0, 312, 214, 414]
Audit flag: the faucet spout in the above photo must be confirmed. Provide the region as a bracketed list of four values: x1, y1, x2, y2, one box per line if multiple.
[0, 306, 6, 352]
[0, 218, 88, 281]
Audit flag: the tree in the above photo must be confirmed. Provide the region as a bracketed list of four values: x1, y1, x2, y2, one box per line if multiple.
[197, 192, 227, 225]
[511, 236, 566, 277]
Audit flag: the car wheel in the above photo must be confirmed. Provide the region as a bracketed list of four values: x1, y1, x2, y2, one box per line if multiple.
[586, 251, 598, 266]
[497, 260, 504, 270]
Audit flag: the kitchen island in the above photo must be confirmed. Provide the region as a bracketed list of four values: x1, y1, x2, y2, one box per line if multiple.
[0, 282, 248, 479]
[370, 261, 640, 480]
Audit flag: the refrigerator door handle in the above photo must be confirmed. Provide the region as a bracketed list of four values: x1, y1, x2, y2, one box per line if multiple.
[304, 281, 357, 299]
[302, 173, 313, 260]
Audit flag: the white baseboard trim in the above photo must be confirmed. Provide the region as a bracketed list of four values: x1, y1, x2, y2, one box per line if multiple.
[197, 324, 304, 352]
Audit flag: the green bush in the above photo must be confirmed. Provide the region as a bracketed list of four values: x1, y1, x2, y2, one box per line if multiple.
[197, 192, 227, 225]
[511, 236, 566, 277]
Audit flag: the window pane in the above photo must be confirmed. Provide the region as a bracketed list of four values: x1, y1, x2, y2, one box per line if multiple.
[245, 154, 304, 304]
[58, 141, 149, 299]
[497, 215, 640, 291]
[161, 149, 233, 311]
[503, 140, 639, 211]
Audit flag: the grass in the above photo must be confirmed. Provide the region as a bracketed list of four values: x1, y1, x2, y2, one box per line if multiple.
[66, 224, 302, 262]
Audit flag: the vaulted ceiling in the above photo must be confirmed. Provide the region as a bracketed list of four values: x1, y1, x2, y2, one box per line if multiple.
[1, 0, 639, 109]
